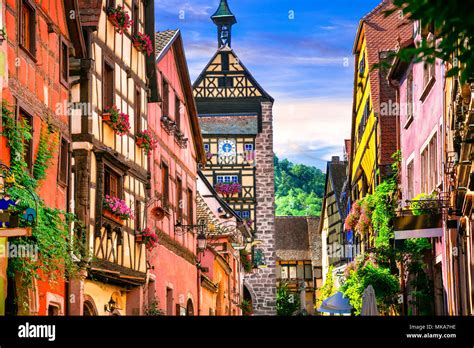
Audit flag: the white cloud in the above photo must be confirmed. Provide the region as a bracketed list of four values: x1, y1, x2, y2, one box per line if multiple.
[156, 0, 212, 17]
[273, 98, 352, 166]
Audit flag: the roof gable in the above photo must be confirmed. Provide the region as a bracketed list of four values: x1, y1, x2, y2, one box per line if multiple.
[193, 48, 273, 101]
[155, 30, 205, 164]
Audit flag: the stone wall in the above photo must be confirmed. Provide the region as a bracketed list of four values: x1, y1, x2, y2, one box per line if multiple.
[244, 101, 276, 315]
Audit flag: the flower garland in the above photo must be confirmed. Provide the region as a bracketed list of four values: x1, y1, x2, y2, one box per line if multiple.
[103, 106, 131, 136]
[136, 129, 158, 156]
[106, 5, 133, 34]
[103, 195, 134, 220]
[132, 32, 153, 56]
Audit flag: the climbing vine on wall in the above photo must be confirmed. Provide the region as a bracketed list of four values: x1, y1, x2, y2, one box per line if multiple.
[1, 101, 80, 301]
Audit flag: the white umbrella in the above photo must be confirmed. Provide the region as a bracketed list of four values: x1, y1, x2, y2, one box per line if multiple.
[361, 285, 378, 316]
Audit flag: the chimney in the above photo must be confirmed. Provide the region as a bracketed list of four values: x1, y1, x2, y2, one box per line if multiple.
[332, 156, 340, 163]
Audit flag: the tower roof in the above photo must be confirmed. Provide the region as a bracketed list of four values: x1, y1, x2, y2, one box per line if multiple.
[211, 0, 236, 24]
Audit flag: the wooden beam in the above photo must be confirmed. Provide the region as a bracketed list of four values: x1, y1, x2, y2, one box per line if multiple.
[0, 228, 32, 238]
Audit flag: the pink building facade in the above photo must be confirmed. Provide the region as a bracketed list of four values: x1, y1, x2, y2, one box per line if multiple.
[389, 21, 446, 314]
[146, 30, 205, 315]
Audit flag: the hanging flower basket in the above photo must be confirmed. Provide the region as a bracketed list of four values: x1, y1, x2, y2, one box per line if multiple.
[106, 5, 133, 34]
[136, 129, 158, 156]
[215, 183, 242, 198]
[103, 106, 131, 136]
[131, 32, 153, 56]
[141, 227, 159, 251]
[103, 195, 133, 221]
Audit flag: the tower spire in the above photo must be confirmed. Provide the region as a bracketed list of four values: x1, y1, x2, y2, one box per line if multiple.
[211, 0, 237, 48]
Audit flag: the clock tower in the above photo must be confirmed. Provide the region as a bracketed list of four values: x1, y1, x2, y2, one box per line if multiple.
[194, 0, 276, 315]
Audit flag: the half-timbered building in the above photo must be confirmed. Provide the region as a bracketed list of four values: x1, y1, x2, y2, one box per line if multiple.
[68, 0, 157, 315]
[193, 0, 276, 314]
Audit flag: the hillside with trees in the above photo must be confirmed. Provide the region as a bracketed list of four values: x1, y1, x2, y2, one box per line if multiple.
[274, 156, 326, 216]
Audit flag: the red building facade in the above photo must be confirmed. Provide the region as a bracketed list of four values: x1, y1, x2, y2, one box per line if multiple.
[1, 0, 84, 315]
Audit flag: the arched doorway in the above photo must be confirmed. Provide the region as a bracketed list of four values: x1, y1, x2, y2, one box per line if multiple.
[83, 295, 98, 316]
[242, 285, 253, 316]
[186, 299, 194, 316]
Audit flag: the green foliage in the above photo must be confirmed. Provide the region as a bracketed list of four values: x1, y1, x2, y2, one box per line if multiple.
[274, 156, 325, 216]
[341, 261, 400, 315]
[33, 125, 58, 182]
[1, 101, 80, 295]
[239, 249, 253, 273]
[276, 282, 300, 316]
[316, 265, 337, 308]
[390, 0, 474, 83]
[409, 192, 438, 216]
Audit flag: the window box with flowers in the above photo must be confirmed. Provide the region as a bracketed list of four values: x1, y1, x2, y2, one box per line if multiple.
[136, 130, 158, 156]
[136, 227, 159, 251]
[103, 106, 131, 136]
[132, 32, 153, 56]
[106, 5, 133, 34]
[103, 195, 134, 225]
[215, 182, 241, 198]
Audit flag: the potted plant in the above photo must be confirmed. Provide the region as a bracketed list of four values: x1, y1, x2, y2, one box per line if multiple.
[136, 129, 158, 156]
[103, 106, 131, 136]
[103, 195, 133, 224]
[131, 32, 153, 56]
[106, 5, 133, 34]
[239, 299, 253, 316]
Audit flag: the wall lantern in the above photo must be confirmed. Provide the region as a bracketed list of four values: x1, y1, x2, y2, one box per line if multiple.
[104, 297, 116, 313]
[197, 232, 207, 252]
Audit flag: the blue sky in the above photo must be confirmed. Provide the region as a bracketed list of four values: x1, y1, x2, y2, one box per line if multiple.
[155, 0, 381, 170]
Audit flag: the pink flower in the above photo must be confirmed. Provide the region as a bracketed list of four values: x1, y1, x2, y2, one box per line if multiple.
[103, 195, 134, 220]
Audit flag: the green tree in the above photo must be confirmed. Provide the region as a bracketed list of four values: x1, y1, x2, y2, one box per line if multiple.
[274, 156, 325, 216]
[390, 0, 474, 82]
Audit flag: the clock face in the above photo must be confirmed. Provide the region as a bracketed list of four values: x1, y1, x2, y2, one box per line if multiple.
[218, 139, 236, 156]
